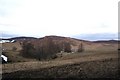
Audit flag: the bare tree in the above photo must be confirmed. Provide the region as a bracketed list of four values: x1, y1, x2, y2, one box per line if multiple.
[64, 42, 71, 53]
[78, 42, 84, 52]
[20, 41, 35, 58]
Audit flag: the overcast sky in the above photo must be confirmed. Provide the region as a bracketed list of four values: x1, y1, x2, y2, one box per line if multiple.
[0, 0, 119, 38]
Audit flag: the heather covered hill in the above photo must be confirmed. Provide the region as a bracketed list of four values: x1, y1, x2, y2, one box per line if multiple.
[31, 36, 118, 52]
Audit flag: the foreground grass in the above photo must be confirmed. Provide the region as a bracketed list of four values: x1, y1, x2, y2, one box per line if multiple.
[2, 50, 118, 74]
[2, 58, 119, 78]
[1, 49, 118, 79]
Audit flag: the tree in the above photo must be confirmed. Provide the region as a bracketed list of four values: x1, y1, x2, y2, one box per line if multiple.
[35, 38, 60, 60]
[64, 42, 71, 53]
[20, 38, 62, 60]
[78, 43, 84, 52]
[20, 41, 35, 58]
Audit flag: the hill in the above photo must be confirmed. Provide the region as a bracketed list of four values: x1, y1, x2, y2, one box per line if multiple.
[1, 36, 37, 41]
[1, 35, 118, 52]
[93, 40, 119, 44]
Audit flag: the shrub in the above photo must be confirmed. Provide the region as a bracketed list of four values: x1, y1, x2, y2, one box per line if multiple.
[12, 46, 17, 51]
[20, 41, 36, 58]
[20, 38, 61, 60]
[78, 43, 84, 52]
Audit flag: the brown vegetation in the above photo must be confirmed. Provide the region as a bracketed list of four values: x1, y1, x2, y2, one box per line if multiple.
[2, 58, 118, 78]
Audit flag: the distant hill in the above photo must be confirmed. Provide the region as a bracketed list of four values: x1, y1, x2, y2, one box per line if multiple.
[93, 40, 119, 44]
[10, 36, 37, 41]
[1, 36, 37, 41]
[1, 35, 119, 43]
[73, 33, 118, 41]
[29, 35, 118, 53]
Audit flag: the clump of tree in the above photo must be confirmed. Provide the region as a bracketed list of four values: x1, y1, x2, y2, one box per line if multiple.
[77, 43, 84, 52]
[35, 38, 60, 60]
[20, 41, 36, 58]
[20, 38, 61, 60]
[57, 42, 71, 53]
[20, 38, 72, 60]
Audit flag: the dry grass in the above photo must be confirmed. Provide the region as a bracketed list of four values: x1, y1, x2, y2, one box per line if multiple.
[2, 42, 22, 51]
[2, 58, 118, 78]
[55, 50, 118, 60]
[2, 50, 118, 74]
